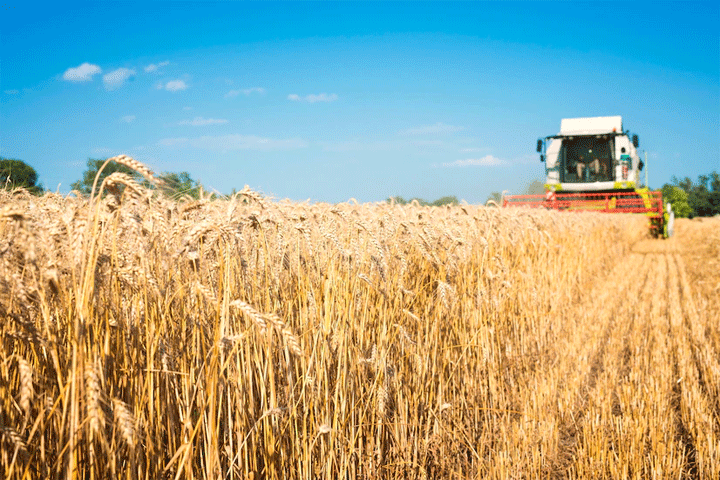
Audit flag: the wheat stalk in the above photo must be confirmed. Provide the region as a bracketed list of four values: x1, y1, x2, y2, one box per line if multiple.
[84, 361, 104, 439]
[112, 398, 137, 449]
[16, 357, 33, 416]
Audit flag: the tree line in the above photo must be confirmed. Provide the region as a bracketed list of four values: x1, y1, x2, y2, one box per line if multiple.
[661, 172, 720, 218]
[387, 195, 460, 207]
[3, 157, 719, 217]
[1, 157, 203, 199]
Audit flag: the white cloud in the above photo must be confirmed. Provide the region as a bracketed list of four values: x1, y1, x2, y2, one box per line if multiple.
[287, 92, 338, 103]
[183, 106, 193, 111]
[399, 122, 465, 135]
[120, 115, 136, 123]
[62, 63, 102, 82]
[4, 90, 19, 95]
[144, 60, 169, 73]
[178, 117, 229, 126]
[442, 155, 507, 167]
[307, 93, 338, 103]
[225, 87, 265, 98]
[164, 80, 188, 92]
[157, 134, 308, 151]
[103, 68, 136, 90]
[91, 147, 112, 155]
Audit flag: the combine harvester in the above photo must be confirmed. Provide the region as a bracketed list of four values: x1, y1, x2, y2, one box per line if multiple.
[503, 116, 672, 237]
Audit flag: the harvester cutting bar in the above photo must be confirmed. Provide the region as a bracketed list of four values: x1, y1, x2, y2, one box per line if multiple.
[504, 190, 662, 213]
[503, 190, 667, 235]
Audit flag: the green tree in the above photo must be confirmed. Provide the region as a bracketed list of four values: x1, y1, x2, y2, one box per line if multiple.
[387, 195, 460, 207]
[710, 171, 720, 216]
[690, 172, 720, 217]
[674, 176, 694, 193]
[711, 171, 720, 193]
[158, 171, 202, 199]
[387, 196, 408, 205]
[71, 158, 141, 195]
[661, 185, 692, 218]
[0, 157, 44, 194]
[486, 192, 503, 205]
[430, 196, 459, 207]
[668, 170, 720, 217]
[522, 179, 545, 195]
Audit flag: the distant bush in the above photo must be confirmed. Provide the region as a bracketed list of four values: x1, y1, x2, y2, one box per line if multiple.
[387, 195, 459, 207]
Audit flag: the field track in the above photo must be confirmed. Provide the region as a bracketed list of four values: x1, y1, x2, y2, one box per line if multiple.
[534, 220, 720, 478]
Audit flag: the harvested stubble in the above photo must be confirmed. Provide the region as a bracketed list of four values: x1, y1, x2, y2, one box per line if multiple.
[1, 168, 718, 479]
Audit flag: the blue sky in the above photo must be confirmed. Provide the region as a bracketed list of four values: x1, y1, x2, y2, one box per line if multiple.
[2, 1, 718, 203]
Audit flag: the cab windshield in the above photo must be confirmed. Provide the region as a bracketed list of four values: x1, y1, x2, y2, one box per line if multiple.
[560, 136, 615, 183]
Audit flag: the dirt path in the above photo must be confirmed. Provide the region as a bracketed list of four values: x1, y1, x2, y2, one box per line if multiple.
[537, 220, 720, 479]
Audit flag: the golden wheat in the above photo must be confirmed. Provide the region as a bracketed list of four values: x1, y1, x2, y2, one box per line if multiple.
[1, 161, 718, 479]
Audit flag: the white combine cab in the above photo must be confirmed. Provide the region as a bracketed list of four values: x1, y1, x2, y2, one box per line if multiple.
[539, 116, 643, 192]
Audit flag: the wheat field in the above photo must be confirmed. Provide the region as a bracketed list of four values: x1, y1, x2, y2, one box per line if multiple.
[1, 161, 719, 479]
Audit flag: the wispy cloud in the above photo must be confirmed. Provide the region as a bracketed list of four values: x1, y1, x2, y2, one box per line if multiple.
[91, 147, 112, 155]
[62, 63, 102, 82]
[103, 68, 136, 90]
[288, 93, 338, 103]
[442, 155, 507, 167]
[166, 80, 188, 92]
[225, 87, 265, 98]
[120, 115, 136, 123]
[399, 122, 465, 135]
[158, 80, 188, 92]
[158, 134, 308, 151]
[178, 117, 229, 126]
[144, 61, 169, 73]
